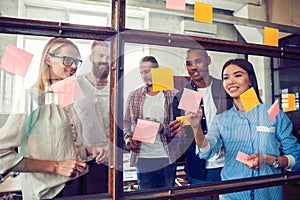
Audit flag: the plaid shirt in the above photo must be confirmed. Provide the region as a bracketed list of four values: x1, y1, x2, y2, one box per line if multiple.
[124, 86, 180, 167]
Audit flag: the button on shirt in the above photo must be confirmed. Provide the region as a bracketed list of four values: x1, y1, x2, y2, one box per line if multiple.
[199, 104, 300, 200]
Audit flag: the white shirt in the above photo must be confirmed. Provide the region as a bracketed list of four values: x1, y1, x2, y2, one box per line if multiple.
[197, 81, 225, 169]
[138, 91, 168, 158]
[74, 75, 109, 151]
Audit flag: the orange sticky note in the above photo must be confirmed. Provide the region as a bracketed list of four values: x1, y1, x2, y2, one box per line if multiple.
[236, 151, 254, 167]
[240, 87, 260, 112]
[178, 88, 202, 113]
[176, 116, 191, 126]
[268, 99, 279, 123]
[133, 119, 160, 144]
[281, 93, 296, 112]
[264, 27, 279, 47]
[194, 2, 213, 24]
[50, 76, 84, 107]
[151, 68, 174, 92]
[166, 0, 185, 10]
[0, 44, 33, 77]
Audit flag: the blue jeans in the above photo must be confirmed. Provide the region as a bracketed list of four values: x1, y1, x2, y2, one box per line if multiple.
[136, 158, 176, 190]
[188, 167, 222, 200]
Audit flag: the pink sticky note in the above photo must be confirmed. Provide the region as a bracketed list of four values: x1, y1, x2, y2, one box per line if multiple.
[268, 99, 279, 123]
[50, 76, 84, 107]
[132, 119, 160, 144]
[166, 0, 185, 10]
[0, 44, 33, 77]
[178, 88, 202, 113]
[236, 151, 254, 167]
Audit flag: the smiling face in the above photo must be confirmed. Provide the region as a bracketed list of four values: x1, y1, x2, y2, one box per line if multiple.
[90, 44, 110, 79]
[47, 44, 80, 82]
[185, 49, 211, 87]
[222, 64, 251, 99]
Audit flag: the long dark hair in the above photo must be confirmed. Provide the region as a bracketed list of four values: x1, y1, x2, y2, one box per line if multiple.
[221, 58, 263, 108]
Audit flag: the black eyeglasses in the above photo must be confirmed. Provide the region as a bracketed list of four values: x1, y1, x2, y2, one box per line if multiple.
[48, 53, 82, 67]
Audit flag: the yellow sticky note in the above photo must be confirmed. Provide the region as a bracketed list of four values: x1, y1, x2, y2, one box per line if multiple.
[176, 116, 191, 126]
[240, 87, 260, 112]
[151, 68, 174, 91]
[194, 2, 213, 24]
[264, 27, 279, 47]
[281, 93, 296, 112]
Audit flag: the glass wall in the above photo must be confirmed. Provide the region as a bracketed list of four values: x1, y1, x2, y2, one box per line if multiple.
[1, 0, 300, 199]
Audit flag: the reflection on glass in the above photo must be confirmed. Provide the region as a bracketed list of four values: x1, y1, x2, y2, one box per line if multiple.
[122, 42, 240, 193]
[0, 35, 110, 197]
[122, 41, 300, 200]
[1, 0, 111, 27]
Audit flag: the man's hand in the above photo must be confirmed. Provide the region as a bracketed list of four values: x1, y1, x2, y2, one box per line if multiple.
[125, 136, 140, 153]
[168, 120, 185, 138]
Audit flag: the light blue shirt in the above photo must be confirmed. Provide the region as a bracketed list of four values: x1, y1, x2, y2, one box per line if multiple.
[198, 103, 300, 200]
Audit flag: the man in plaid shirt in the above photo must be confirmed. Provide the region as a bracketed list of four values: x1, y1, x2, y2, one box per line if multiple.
[123, 56, 181, 190]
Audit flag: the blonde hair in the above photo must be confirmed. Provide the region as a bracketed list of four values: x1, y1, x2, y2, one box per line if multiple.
[35, 37, 80, 91]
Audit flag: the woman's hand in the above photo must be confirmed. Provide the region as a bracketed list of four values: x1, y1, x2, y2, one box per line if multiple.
[185, 107, 203, 130]
[185, 108, 207, 148]
[54, 160, 87, 177]
[85, 146, 107, 164]
[247, 154, 288, 170]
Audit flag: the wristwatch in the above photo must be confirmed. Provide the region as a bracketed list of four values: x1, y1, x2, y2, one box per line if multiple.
[272, 156, 280, 168]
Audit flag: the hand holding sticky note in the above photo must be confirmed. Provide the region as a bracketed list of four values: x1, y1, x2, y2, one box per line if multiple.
[178, 88, 202, 113]
[132, 119, 160, 144]
[176, 116, 190, 126]
[236, 151, 254, 167]
[240, 87, 260, 112]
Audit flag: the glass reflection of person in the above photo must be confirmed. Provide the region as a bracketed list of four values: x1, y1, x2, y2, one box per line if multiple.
[74, 40, 110, 193]
[0, 38, 106, 199]
[123, 56, 180, 190]
[169, 48, 228, 200]
[188, 58, 300, 200]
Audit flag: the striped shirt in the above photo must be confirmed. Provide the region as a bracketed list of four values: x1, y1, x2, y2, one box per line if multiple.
[123, 86, 180, 167]
[199, 103, 300, 200]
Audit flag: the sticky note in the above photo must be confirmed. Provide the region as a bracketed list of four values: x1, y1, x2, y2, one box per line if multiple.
[236, 151, 254, 167]
[178, 88, 202, 113]
[268, 99, 279, 123]
[132, 119, 160, 144]
[0, 44, 33, 77]
[176, 116, 191, 126]
[151, 68, 174, 92]
[50, 76, 84, 107]
[264, 27, 279, 47]
[194, 1, 213, 24]
[281, 93, 296, 112]
[166, 0, 185, 10]
[240, 87, 260, 112]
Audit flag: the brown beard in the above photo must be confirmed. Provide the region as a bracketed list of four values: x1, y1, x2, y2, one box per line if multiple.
[92, 63, 109, 79]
